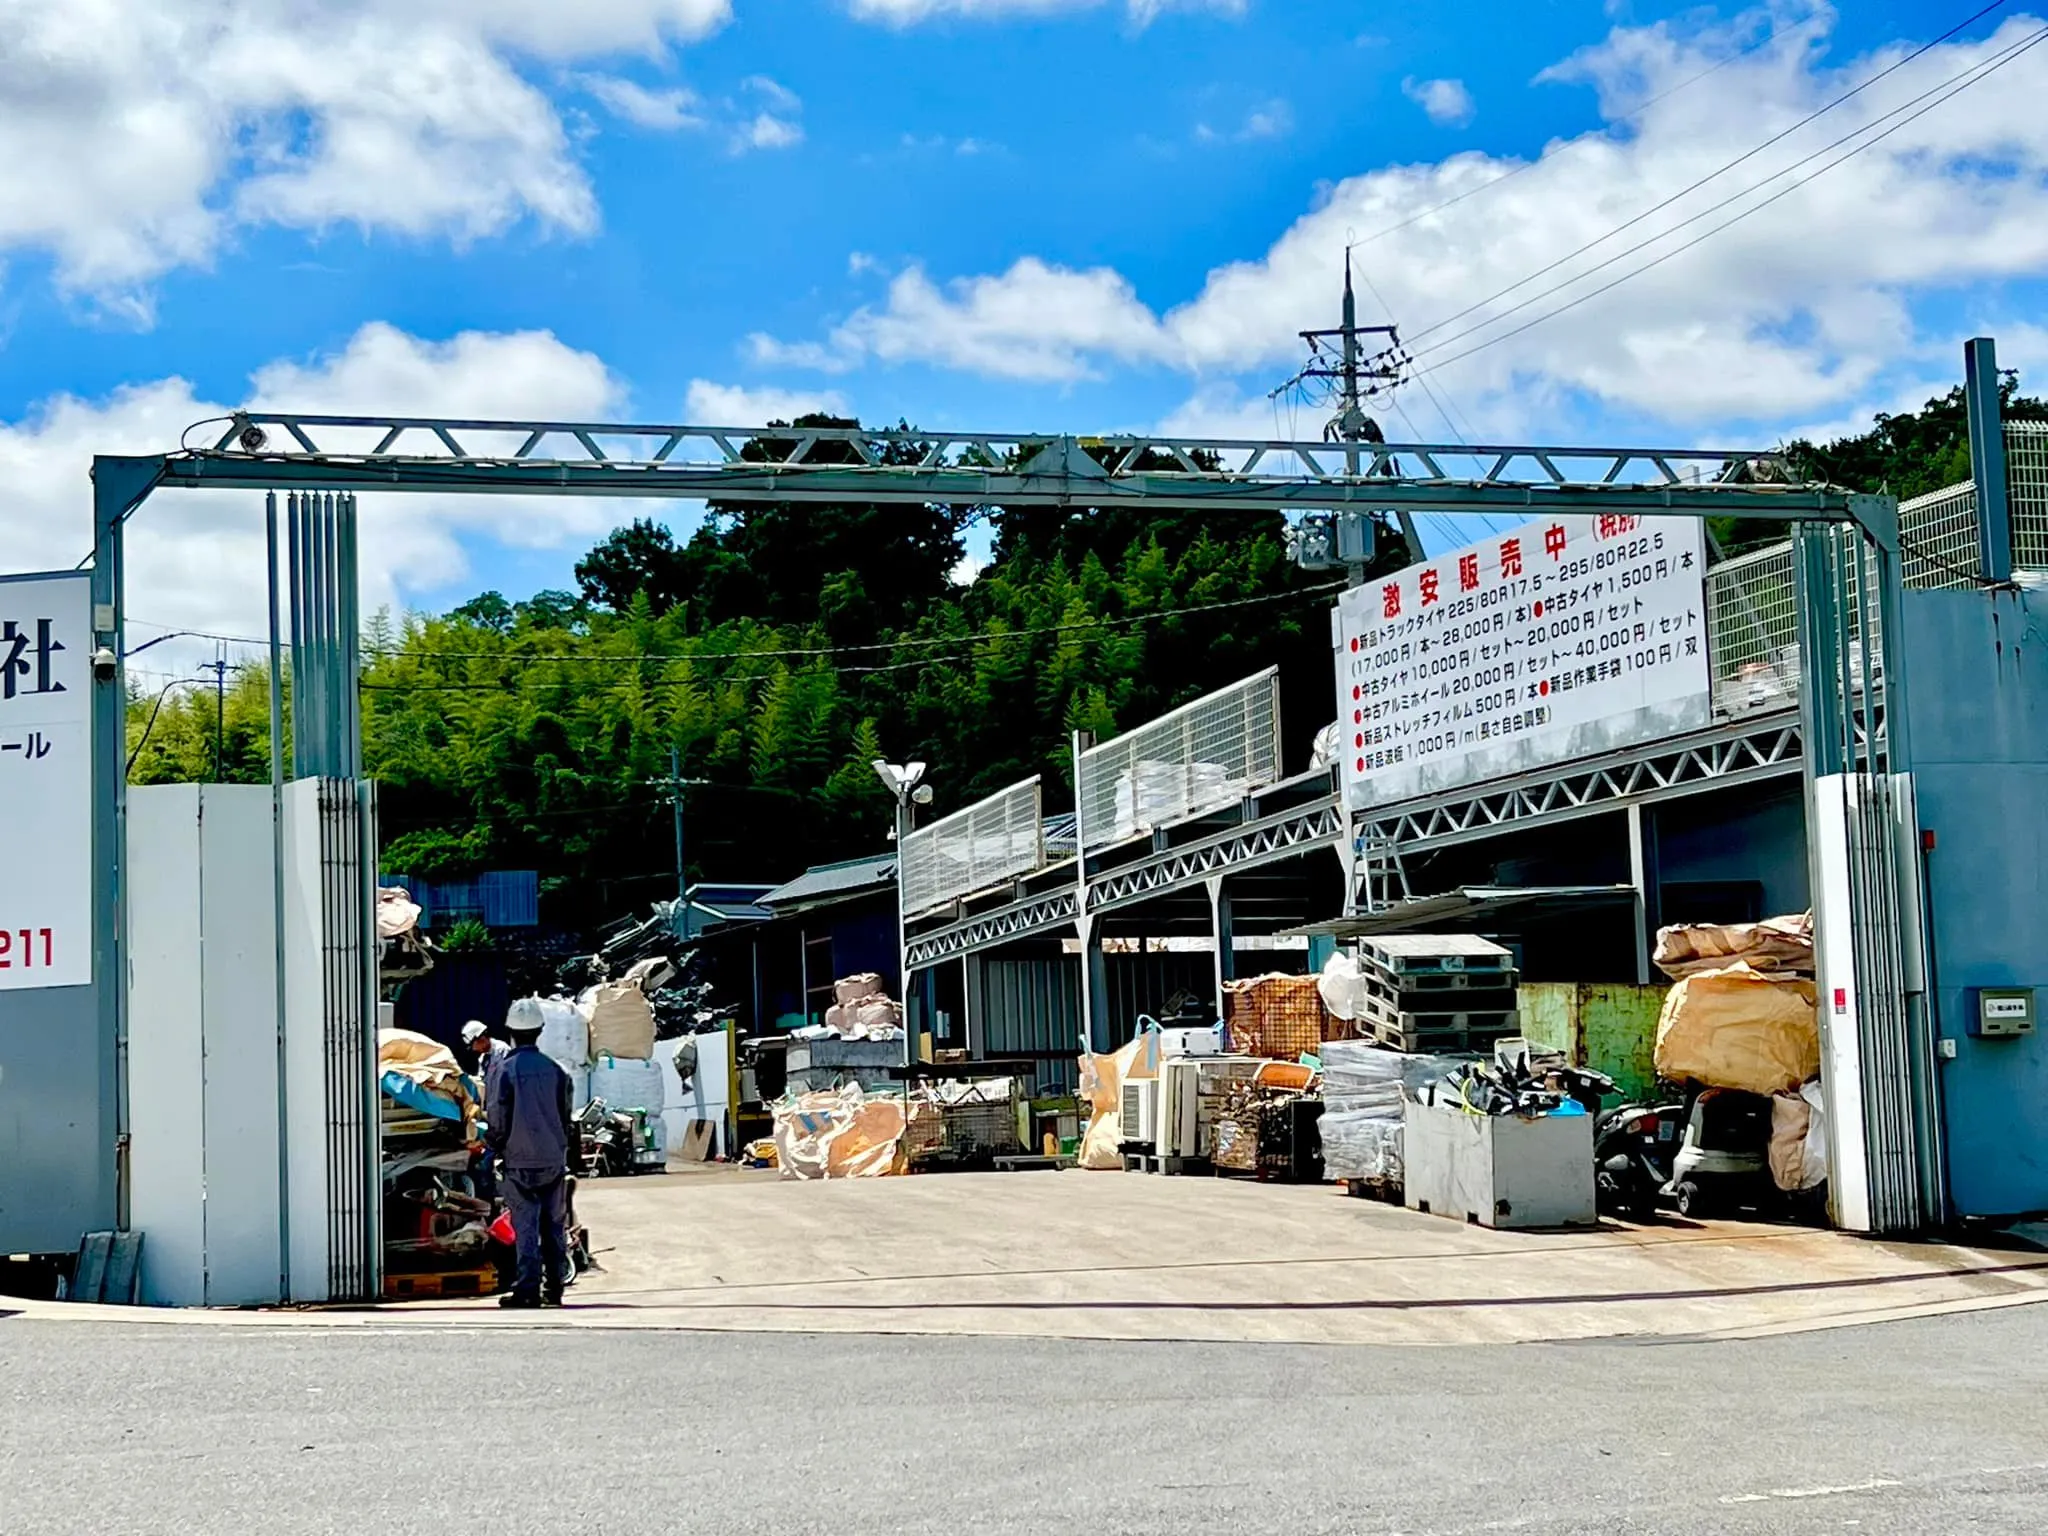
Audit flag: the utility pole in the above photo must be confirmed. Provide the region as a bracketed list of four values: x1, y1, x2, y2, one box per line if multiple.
[205, 639, 229, 782]
[647, 748, 714, 941]
[1273, 248, 1423, 569]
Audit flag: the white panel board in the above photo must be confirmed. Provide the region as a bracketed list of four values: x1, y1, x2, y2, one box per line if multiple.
[1812, 774, 1875, 1234]
[0, 572, 93, 989]
[281, 779, 332, 1301]
[659, 1030, 733, 1159]
[198, 786, 283, 1306]
[1334, 513, 1710, 807]
[125, 786, 207, 1307]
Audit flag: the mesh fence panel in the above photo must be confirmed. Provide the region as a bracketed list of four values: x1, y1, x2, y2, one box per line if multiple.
[2010, 423, 2048, 573]
[1898, 480, 1980, 590]
[900, 777, 1045, 917]
[1076, 669, 1282, 852]
[1706, 541, 1801, 716]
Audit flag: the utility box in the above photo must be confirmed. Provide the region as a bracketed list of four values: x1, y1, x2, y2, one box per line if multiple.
[1403, 1098, 1596, 1230]
[1973, 988, 2036, 1038]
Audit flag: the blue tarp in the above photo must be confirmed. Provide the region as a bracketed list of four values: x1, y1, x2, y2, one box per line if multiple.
[380, 1070, 464, 1123]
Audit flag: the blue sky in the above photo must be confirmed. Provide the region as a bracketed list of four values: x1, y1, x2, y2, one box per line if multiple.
[0, 0, 2041, 648]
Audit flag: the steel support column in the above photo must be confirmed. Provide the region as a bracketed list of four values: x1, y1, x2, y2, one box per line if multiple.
[1626, 803, 1660, 987]
[1965, 336, 2014, 583]
[1207, 875, 1236, 1024]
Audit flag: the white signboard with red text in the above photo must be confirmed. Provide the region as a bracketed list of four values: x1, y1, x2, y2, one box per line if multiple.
[0, 572, 92, 989]
[1334, 512, 1710, 809]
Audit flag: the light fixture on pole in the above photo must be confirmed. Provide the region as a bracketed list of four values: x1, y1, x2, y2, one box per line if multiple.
[872, 759, 928, 1069]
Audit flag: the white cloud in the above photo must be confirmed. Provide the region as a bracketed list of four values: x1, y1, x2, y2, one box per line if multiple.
[1196, 99, 1293, 145]
[730, 77, 805, 152]
[683, 380, 850, 422]
[776, 258, 1174, 382]
[736, 112, 805, 152]
[0, 0, 732, 297]
[754, 10, 2048, 432]
[1402, 76, 1476, 128]
[745, 75, 803, 113]
[577, 75, 704, 131]
[846, 0, 1242, 26]
[0, 325, 630, 653]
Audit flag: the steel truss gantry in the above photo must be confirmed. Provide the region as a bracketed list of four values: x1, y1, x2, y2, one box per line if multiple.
[1350, 710, 1804, 855]
[902, 709, 1805, 969]
[117, 413, 1895, 548]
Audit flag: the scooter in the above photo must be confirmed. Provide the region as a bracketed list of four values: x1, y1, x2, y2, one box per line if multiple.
[1663, 1088, 1777, 1219]
[1593, 1099, 1683, 1220]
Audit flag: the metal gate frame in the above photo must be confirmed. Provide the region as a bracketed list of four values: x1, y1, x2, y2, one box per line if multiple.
[78, 420, 1931, 1240]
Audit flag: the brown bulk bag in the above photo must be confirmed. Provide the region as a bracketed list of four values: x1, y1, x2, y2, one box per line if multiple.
[1653, 962, 1819, 1096]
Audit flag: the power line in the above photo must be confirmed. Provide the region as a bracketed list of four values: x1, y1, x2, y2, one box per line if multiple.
[358, 581, 1348, 669]
[1345, 8, 1817, 257]
[1416, 22, 2048, 375]
[1406, 0, 2013, 354]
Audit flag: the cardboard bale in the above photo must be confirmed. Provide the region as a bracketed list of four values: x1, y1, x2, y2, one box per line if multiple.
[1653, 962, 1819, 1096]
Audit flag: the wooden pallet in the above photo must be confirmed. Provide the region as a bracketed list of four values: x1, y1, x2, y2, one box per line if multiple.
[992, 1153, 1074, 1172]
[1121, 1151, 1210, 1175]
[1339, 1176, 1403, 1204]
[383, 1266, 499, 1301]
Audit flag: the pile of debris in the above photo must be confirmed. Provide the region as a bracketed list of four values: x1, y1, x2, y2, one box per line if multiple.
[378, 1028, 493, 1296]
[377, 887, 434, 987]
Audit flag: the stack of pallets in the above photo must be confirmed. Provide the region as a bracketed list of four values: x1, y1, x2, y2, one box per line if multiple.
[1351, 934, 1520, 1053]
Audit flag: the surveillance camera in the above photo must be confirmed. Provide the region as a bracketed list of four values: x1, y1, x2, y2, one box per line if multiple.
[92, 646, 117, 682]
[911, 784, 934, 805]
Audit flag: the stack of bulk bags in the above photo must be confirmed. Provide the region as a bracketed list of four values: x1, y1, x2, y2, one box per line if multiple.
[581, 980, 668, 1162]
[506, 996, 593, 1110]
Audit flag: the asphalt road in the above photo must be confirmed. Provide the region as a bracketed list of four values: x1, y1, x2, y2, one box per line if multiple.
[5, 1306, 2048, 1534]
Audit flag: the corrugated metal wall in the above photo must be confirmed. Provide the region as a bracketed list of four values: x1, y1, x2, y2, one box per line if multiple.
[382, 869, 540, 929]
[978, 951, 1216, 1095]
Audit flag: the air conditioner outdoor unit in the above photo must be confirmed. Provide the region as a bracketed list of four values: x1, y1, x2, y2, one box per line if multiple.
[1120, 1076, 1159, 1148]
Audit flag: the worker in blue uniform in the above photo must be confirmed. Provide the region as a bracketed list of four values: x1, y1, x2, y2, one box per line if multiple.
[484, 1015, 576, 1308]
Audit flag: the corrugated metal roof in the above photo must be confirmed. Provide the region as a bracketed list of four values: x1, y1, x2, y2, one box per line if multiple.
[1286, 886, 1635, 937]
[759, 854, 897, 910]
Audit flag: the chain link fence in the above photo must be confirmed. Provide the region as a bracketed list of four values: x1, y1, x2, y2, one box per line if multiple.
[900, 777, 1045, 917]
[1075, 669, 1282, 852]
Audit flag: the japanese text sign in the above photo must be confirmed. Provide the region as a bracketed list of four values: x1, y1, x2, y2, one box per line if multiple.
[0, 572, 92, 990]
[1334, 513, 1710, 808]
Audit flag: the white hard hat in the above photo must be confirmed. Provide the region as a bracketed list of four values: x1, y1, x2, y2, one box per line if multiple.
[460, 1021, 488, 1044]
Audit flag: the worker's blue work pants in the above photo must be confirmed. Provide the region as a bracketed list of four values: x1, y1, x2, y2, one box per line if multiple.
[503, 1168, 568, 1301]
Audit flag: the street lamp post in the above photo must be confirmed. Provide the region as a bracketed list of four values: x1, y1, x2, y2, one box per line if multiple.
[871, 759, 932, 1069]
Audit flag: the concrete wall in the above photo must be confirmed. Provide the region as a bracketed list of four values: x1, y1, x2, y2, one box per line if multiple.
[1904, 589, 2048, 1218]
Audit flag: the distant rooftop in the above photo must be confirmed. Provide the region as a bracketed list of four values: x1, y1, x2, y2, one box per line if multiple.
[759, 854, 896, 911]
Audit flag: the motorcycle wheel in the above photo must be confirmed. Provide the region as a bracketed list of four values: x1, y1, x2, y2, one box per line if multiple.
[1672, 1179, 1706, 1219]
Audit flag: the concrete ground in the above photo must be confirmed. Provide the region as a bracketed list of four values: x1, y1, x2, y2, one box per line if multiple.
[26, 1163, 2046, 1346]
[540, 1164, 2048, 1345]
[7, 1306, 2048, 1534]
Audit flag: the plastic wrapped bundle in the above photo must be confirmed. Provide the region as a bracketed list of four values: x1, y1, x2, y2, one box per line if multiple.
[1319, 1112, 1405, 1182]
